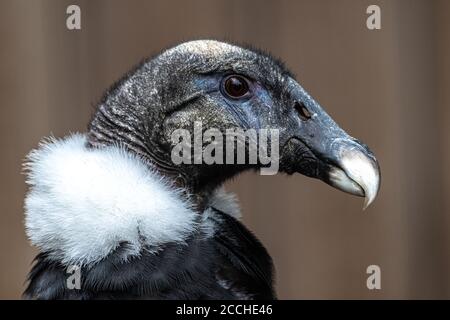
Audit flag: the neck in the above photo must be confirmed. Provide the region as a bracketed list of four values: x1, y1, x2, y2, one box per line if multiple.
[86, 105, 245, 211]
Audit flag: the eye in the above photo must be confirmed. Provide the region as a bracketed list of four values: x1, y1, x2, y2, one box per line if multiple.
[222, 75, 250, 99]
[295, 101, 312, 121]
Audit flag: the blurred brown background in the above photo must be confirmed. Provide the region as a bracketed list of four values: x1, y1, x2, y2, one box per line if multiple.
[1, 0, 449, 299]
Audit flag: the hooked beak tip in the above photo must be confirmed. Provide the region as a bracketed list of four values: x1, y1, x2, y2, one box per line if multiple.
[340, 147, 380, 210]
[325, 140, 380, 210]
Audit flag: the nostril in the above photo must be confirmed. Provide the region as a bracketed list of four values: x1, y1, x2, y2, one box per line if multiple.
[295, 102, 312, 121]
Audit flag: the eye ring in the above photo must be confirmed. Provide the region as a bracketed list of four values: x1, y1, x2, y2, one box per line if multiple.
[221, 75, 251, 99]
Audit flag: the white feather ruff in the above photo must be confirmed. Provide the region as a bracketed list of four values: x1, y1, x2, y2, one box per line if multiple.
[24, 134, 242, 265]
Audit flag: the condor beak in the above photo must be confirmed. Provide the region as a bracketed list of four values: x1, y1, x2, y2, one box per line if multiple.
[325, 138, 380, 209]
[280, 80, 380, 209]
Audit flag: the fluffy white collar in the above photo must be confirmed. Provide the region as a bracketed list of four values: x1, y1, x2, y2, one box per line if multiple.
[24, 134, 240, 266]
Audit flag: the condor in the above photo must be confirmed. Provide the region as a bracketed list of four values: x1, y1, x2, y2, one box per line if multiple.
[23, 40, 380, 299]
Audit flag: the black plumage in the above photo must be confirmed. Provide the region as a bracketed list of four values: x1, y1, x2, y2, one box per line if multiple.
[25, 209, 274, 299]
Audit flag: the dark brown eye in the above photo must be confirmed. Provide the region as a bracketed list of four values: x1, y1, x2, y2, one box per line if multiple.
[223, 75, 250, 98]
[295, 101, 312, 121]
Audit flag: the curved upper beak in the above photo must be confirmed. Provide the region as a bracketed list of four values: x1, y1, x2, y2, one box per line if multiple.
[280, 79, 380, 209]
[325, 138, 380, 209]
